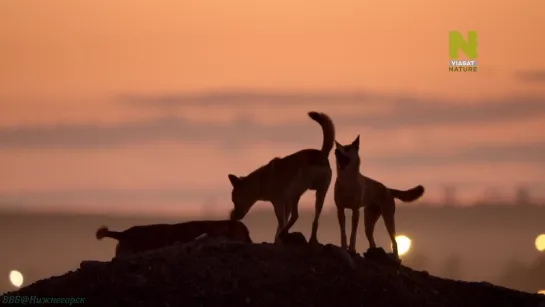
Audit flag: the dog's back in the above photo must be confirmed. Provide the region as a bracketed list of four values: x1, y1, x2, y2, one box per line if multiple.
[178, 220, 253, 243]
[97, 220, 252, 258]
[261, 149, 331, 198]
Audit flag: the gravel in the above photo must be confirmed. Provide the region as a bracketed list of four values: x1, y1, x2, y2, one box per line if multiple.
[2, 234, 544, 307]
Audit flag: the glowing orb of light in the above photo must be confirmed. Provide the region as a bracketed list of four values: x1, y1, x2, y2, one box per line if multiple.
[538, 290, 545, 295]
[395, 235, 412, 256]
[535, 234, 545, 252]
[9, 270, 24, 288]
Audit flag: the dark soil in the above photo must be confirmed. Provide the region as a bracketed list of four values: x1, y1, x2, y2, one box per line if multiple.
[2, 234, 544, 307]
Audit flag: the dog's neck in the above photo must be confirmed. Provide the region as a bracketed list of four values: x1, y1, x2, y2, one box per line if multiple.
[241, 163, 274, 203]
[336, 159, 361, 179]
[242, 186, 262, 209]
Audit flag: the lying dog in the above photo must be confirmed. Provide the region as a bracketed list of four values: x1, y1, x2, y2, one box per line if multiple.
[96, 219, 252, 258]
[334, 135, 425, 258]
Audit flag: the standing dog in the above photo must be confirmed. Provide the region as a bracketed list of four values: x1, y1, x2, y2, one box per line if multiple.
[334, 135, 424, 258]
[96, 219, 252, 258]
[228, 111, 335, 244]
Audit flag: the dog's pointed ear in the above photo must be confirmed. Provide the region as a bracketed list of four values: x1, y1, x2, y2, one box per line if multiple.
[335, 141, 343, 150]
[228, 174, 241, 187]
[351, 135, 360, 148]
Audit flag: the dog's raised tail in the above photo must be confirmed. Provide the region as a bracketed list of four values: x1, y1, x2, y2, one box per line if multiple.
[308, 111, 335, 155]
[95, 226, 123, 241]
[389, 185, 425, 202]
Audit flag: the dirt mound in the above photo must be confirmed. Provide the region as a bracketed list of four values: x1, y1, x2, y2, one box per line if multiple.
[2, 236, 544, 307]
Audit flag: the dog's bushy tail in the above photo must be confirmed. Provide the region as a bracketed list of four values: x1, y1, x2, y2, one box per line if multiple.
[308, 111, 335, 156]
[95, 226, 123, 241]
[389, 185, 425, 202]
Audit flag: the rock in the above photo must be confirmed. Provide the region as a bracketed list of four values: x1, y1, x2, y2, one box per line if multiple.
[278, 232, 308, 246]
[79, 260, 107, 270]
[2, 242, 542, 307]
[364, 247, 402, 267]
[324, 244, 355, 270]
[363, 246, 388, 258]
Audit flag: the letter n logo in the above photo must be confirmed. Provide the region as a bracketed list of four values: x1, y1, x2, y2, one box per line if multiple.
[449, 31, 478, 59]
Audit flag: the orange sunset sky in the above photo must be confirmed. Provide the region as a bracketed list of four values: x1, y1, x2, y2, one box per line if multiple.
[1, 0, 544, 216]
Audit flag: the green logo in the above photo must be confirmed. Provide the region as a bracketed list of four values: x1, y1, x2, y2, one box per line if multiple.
[448, 31, 478, 72]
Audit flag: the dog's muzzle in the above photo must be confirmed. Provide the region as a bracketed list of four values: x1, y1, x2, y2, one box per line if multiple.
[335, 150, 351, 170]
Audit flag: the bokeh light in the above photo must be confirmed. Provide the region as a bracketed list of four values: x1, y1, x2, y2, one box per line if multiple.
[535, 234, 545, 252]
[9, 270, 24, 288]
[538, 290, 545, 295]
[395, 235, 412, 256]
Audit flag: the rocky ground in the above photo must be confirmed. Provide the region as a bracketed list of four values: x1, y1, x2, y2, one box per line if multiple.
[2, 234, 544, 307]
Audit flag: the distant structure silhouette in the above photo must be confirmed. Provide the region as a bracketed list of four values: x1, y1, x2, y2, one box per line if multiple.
[443, 185, 457, 206]
[499, 256, 545, 292]
[405, 252, 430, 271]
[443, 254, 462, 280]
[476, 186, 506, 205]
[515, 185, 531, 206]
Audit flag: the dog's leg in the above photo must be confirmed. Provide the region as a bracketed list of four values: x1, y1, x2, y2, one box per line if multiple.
[272, 200, 286, 244]
[337, 207, 348, 250]
[382, 200, 398, 257]
[278, 193, 302, 237]
[364, 205, 380, 250]
[348, 208, 360, 253]
[309, 183, 329, 245]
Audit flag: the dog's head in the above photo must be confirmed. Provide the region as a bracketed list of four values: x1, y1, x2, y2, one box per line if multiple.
[227, 174, 255, 220]
[334, 135, 360, 171]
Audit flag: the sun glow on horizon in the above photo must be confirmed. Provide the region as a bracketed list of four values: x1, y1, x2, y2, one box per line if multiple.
[395, 235, 412, 256]
[9, 270, 24, 288]
[535, 234, 545, 252]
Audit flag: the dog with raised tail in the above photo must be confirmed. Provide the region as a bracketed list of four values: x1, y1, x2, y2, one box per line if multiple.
[95, 219, 252, 258]
[227, 111, 336, 244]
[334, 135, 425, 258]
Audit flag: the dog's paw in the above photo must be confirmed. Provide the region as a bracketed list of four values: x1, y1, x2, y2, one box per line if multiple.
[308, 236, 319, 245]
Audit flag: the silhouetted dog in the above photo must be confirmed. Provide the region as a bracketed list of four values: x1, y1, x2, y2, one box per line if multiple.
[228, 112, 336, 244]
[334, 135, 425, 257]
[96, 220, 252, 258]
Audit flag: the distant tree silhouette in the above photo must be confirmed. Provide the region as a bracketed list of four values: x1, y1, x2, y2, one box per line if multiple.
[528, 255, 545, 290]
[477, 186, 505, 205]
[497, 255, 545, 292]
[405, 252, 430, 271]
[442, 254, 462, 280]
